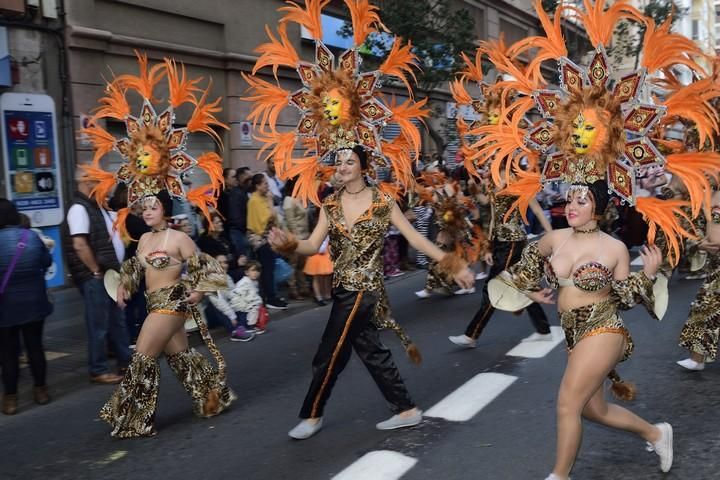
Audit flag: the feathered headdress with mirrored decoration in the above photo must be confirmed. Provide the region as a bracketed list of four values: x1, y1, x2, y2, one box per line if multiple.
[242, 0, 429, 204]
[471, 0, 720, 264]
[80, 52, 228, 234]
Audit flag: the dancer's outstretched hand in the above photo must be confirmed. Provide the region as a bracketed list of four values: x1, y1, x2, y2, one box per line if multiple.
[454, 267, 475, 290]
[640, 244, 662, 280]
[267, 227, 286, 249]
[527, 288, 555, 305]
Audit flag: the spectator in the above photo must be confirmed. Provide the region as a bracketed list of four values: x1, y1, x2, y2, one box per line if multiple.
[304, 236, 333, 306]
[226, 167, 251, 257]
[206, 254, 255, 342]
[63, 168, 130, 384]
[217, 167, 238, 221]
[247, 173, 287, 310]
[282, 178, 311, 299]
[263, 161, 285, 207]
[172, 177, 200, 239]
[229, 260, 265, 336]
[412, 202, 433, 268]
[197, 210, 245, 282]
[383, 224, 404, 278]
[0, 199, 53, 415]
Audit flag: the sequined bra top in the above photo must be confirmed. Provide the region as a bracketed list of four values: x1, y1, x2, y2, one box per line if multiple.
[138, 230, 183, 270]
[546, 234, 613, 293]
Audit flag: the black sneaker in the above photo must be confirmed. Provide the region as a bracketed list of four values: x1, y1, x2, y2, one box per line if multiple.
[266, 298, 288, 310]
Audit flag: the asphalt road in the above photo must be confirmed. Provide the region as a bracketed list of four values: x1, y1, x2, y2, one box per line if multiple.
[1, 270, 718, 480]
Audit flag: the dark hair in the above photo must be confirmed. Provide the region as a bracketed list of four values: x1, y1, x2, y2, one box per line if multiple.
[245, 260, 261, 272]
[352, 145, 369, 170]
[250, 173, 266, 192]
[587, 180, 610, 215]
[201, 210, 223, 232]
[235, 166, 250, 180]
[143, 190, 174, 217]
[0, 198, 21, 228]
[283, 177, 297, 197]
[108, 183, 128, 211]
[223, 167, 236, 180]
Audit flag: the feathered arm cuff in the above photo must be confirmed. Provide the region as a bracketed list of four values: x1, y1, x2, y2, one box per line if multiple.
[119, 256, 144, 297]
[611, 272, 668, 320]
[271, 231, 299, 257]
[185, 252, 228, 292]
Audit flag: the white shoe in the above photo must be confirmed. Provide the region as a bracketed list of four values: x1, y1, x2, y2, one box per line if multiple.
[288, 418, 323, 440]
[448, 334, 477, 348]
[415, 289, 431, 299]
[475, 272, 488, 280]
[544, 475, 569, 480]
[676, 358, 705, 371]
[454, 287, 476, 295]
[376, 410, 423, 430]
[646, 422, 673, 473]
[523, 332, 553, 342]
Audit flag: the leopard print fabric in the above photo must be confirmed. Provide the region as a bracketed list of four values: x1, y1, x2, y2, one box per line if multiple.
[491, 191, 527, 242]
[324, 186, 394, 292]
[99, 352, 159, 438]
[560, 299, 634, 361]
[679, 256, 720, 361]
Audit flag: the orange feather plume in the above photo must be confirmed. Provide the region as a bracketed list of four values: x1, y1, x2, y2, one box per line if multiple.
[115, 51, 166, 101]
[253, 23, 301, 78]
[564, 0, 645, 47]
[659, 78, 720, 148]
[382, 135, 413, 188]
[345, 0, 386, 47]
[81, 124, 117, 167]
[285, 156, 321, 206]
[93, 82, 130, 121]
[507, 0, 567, 84]
[279, 0, 328, 41]
[456, 117, 479, 179]
[165, 58, 202, 108]
[664, 152, 720, 217]
[449, 79, 473, 106]
[635, 197, 695, 266]
[241, 73, 291, 132]
[389, 97, 429, 160]
[196, 152, 225, 192]
[113, 207, 132, 239]
[187, 83, 229, 146]
[641, 17, 707, 75]
[459, 50, 484, 84]
[256, 130, 297, 176]
[379, 39, 420, 95]
[80, 164, 117, 208]
[187, 185, 218, 227]
[377, 181, 401, 200]
[498, 169, 542, 224]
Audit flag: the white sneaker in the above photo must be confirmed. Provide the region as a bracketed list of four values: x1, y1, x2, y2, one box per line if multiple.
[676, 358, 705, 371]
[415, 289, 431, 299]
[288, 418, 323, 440]
[376, 410, 423, 430]
[523, 332, 554, 342]
[646, 422, 673, 472]
[448, 334, 477, 348]
[475, 272, 488, 280]
[454, 287, 476, 295]
[544, 475, 569, 480]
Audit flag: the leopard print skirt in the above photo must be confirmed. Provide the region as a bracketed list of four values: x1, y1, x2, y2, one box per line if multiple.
[560, 299, 634, 361]
[678, 262, 720, 361]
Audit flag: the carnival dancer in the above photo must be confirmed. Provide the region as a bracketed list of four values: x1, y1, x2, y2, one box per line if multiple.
[471, 1, 720, 476]
[268, 146, 474, 439]
[677, 189, 720, 371]
[447, 44, 553, 346]
[243, 0, 473, 439]
[80, 53, 235, 437]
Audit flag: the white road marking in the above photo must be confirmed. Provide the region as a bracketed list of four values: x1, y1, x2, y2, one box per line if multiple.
[332, 450, 417, 480]
[424, 372, 517, 422]
[505, 326, 565, 359]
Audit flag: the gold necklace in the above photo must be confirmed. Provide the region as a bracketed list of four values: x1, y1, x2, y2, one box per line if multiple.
[345, 184, 367, 195]
[573, 225, 599, 234]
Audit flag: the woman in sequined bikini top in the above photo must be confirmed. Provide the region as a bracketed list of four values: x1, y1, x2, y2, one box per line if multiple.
[138, 228, 183, 271]
[546, 233, 613, 293]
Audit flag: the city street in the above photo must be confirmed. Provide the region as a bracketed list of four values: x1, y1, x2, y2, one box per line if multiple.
[1, 268, 718, 480]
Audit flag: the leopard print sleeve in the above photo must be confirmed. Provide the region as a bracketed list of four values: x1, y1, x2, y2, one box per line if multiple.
[120, 256, 145, 296]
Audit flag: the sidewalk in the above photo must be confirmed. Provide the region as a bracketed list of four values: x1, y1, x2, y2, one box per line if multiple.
[12, 270, 425, 411]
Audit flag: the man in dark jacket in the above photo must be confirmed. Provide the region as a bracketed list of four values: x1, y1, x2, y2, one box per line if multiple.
[226, 167, 251, 257]
[63, 168, 130, 384]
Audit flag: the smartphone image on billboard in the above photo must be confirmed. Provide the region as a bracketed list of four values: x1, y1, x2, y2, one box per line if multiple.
[1, 93, 64, 226]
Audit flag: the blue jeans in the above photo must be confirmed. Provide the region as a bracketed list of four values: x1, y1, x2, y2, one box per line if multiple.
[229, 228, 250, 258]
[78, 278, 131, 376]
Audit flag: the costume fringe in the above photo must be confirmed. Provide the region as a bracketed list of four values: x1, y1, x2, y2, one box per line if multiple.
[404, 342, 422, 365]
[608, 369, 636, 401]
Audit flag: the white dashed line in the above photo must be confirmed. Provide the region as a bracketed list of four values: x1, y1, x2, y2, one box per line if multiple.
[424, 372, 518, 422]
[505, 326, 565, 358]
[332, 450, 418, 480]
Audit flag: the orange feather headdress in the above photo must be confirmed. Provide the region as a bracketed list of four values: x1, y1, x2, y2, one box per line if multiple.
[474, 0, 720, 264]
[80, 51, 228, 234]
[242, 0, 429, 205]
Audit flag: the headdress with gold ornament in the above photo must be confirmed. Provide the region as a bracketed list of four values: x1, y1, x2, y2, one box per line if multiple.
[80, 52, 228, 234]
[242, 0, 429, 204]
[472, 0, 720, 264]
